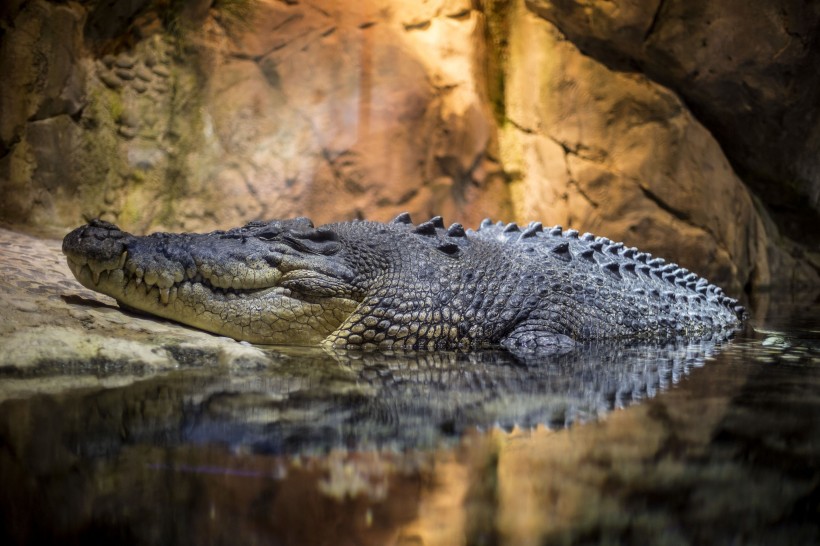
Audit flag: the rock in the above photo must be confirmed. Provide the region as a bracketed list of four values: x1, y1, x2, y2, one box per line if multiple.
[135, 64, 153, 82]
[117, 124, 137, 138]
[84, 0, 151, 44]
[133, 80, 148, 93]
[98, 70, 122, 89]
[118, 109, 139, 128]
[186, 0, 503, 229]
[524, 0, 820, 244]
[0, 0, 86, 150]
[114, 54, 136, 68]
[114, 67, 135, 81]
[151, 64, 170, 78]
[24, 116, 81, 194]
[143, 49, 158, 67]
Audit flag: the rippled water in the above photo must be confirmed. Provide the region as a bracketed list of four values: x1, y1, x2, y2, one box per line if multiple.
[1, 295, 817, 545]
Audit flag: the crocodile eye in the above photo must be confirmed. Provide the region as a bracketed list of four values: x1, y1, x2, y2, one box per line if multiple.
[256, 228, 282, 241]
[282, 230, 341, 255]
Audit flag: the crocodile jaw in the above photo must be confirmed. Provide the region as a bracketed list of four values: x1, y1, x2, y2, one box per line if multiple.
[65, 253, 358, 345]
[62, 218, 361, 345]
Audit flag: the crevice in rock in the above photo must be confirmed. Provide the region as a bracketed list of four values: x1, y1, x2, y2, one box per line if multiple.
[447, 8, 472, 21]
[380, 188, 418, 208]
[643, 0, 669, 43]
[306, 3, 331, 19]
[636, 184, 689, 224]
[484, 0, 513, 125]
[561, 147, 598, 211]
[505, 116, 536, 134]
[238, 162, 269, 220]
[321, 148, 365, 194]
[70, 105, 87, 123]
[227, 13, 304, 62]
[635, 182, 734, 272]
[0, 134, 21, 161]
[403, 20, 432, 32]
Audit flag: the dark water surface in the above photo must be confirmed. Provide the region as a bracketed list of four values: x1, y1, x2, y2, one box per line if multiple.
[1, 295, 818, 545]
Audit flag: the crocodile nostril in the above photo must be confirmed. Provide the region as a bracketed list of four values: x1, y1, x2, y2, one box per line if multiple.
[88, 218, 121, 231]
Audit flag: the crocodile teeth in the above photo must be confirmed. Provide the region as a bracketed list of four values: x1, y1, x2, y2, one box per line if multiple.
[157, 271, 175, 289]
[109, 269, 124, 285]
[160, 287, 170, 305]
[144, 270, 158, 288]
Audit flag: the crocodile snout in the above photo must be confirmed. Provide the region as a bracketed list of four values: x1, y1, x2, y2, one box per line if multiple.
[62, 220, 131, 283]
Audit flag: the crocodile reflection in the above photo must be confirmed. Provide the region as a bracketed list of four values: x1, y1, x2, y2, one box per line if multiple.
[1, 336, 728, 455]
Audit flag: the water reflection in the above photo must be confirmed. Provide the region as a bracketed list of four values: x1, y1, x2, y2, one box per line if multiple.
[1, 316, 818, 545]
[3, 337, 727, 456]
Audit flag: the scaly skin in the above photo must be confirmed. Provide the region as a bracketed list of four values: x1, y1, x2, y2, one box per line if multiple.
[62, 214, 745, 354]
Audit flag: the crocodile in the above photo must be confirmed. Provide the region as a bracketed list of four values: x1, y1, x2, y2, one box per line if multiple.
[62, 214, 745, 355]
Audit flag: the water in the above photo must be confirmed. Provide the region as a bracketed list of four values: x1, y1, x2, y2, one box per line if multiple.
[0, 295, 817, 545]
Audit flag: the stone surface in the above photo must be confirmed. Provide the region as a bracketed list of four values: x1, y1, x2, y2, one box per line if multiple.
[0, 0, 817, 292]
[0, 1, 86, 151]
[191, 0, 506, 229]
[525, 0, 820, 241]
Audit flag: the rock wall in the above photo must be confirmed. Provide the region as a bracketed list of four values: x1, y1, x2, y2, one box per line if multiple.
[525, 0, 820, 241]
[0, 0, 508, 235]
[0, 0, 817, 292]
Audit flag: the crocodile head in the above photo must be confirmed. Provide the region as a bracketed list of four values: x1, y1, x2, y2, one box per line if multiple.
[62, 219, 362, 344]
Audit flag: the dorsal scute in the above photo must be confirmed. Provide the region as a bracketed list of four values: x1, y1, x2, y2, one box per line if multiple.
[391, 216, 740, 319]
[391, 212, 413, 225]
[391, 214, 472, 257]
[447, 223, 466, 237]
[413, 221, 438, 236]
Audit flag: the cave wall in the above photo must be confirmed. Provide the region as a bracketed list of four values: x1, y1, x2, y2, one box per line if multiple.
[0, 0, 817, 293]
[0, 0, 509, 234]
[525, 0, 820, 241]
